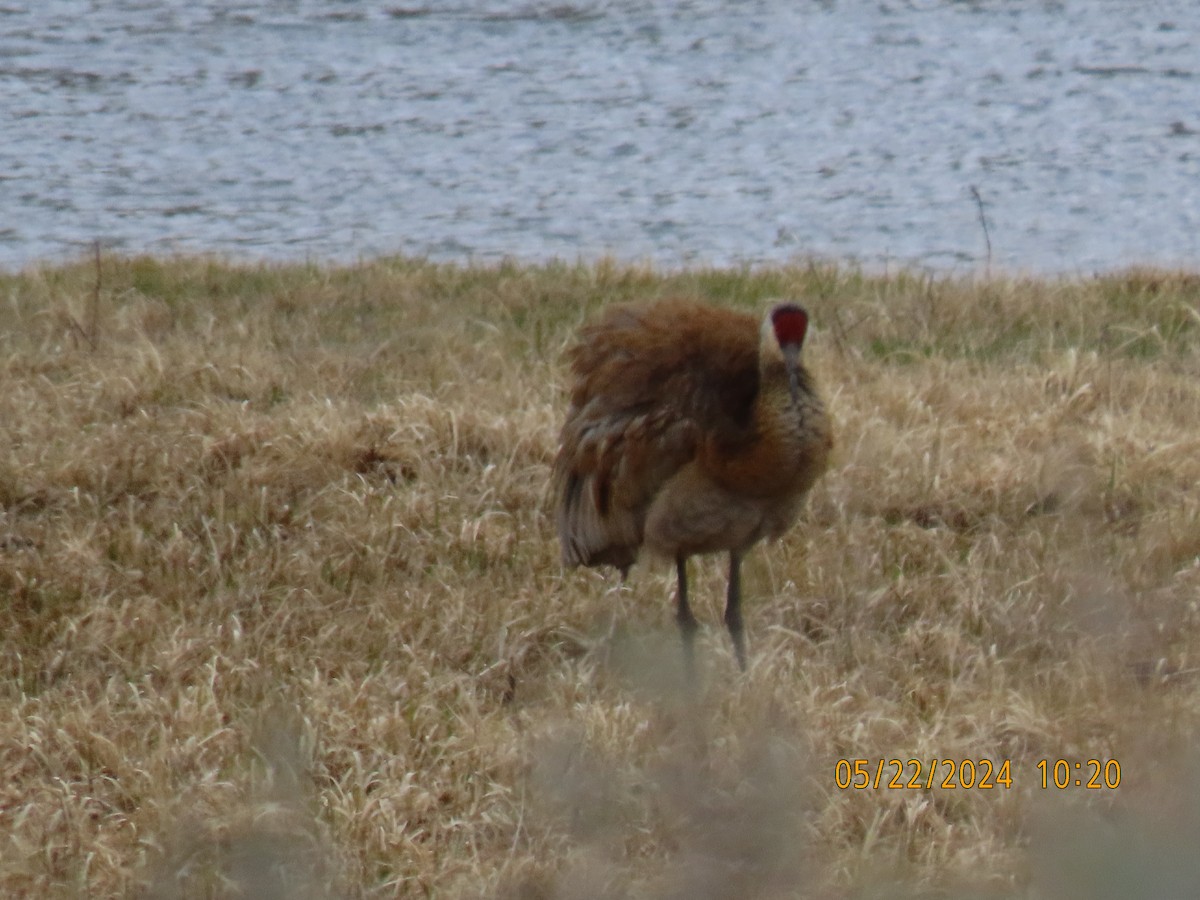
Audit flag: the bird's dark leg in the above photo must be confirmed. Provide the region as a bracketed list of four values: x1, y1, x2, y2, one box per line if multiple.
[675, 555, 699, 682]
[724, 552, 747, 671]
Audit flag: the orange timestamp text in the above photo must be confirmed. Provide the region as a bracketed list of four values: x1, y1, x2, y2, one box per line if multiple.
[1036, 758, 1121, 789]
[835, 758, 1012, 790]
[834, 758, 1122, 790]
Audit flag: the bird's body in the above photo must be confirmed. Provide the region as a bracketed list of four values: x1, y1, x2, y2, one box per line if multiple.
[553, 298, 832, 673]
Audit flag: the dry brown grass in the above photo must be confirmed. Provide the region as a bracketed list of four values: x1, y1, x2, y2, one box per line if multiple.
[3, 255, 1200, 897]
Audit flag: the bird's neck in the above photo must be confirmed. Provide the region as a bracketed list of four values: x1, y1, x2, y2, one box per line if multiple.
[702, 360, 823, 497]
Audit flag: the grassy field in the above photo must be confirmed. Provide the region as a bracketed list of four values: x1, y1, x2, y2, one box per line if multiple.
[3, 254, 1200, 898]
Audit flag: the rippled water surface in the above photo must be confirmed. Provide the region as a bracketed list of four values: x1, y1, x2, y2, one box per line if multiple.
[3, 0, 1199, 272]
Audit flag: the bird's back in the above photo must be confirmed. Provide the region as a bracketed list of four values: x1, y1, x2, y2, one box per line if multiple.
[554, 299, 763, 572]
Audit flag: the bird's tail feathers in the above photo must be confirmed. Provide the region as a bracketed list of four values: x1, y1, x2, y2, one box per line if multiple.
[558, 472, 639, 573]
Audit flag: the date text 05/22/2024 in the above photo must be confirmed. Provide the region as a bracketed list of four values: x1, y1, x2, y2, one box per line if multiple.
[834, 759, 1122, 791]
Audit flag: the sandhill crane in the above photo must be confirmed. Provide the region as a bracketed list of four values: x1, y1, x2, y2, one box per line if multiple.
[553, 298, 832, 676]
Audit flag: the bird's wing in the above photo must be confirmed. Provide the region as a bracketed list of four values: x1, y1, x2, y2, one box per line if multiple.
[553, 300, 760, 570]
[567, 301, 761, 433]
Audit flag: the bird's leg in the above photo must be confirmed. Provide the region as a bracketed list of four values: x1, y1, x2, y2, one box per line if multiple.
[675, 555, 699, 682]
[724, 552, 747, 671]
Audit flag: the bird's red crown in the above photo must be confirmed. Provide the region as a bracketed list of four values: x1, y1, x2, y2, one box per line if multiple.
[771, 304, 808, 347]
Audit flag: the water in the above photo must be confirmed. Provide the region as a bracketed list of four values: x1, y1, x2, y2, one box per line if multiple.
[2, 0, 1199, 274]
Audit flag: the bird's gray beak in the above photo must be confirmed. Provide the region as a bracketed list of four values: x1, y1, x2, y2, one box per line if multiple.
[782, 343, 801, 405]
